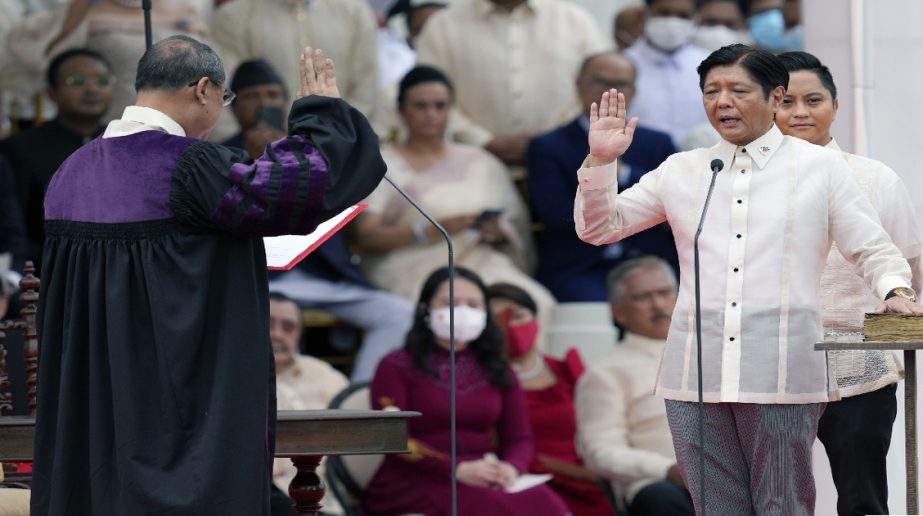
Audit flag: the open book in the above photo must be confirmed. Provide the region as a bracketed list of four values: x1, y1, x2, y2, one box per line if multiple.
[264, 204, 366, 270]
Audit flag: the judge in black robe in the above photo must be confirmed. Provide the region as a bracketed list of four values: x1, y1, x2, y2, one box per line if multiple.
[32, 38, 385, 515]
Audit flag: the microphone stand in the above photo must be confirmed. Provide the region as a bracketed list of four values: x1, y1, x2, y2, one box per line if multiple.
[693, 159, 723, 515]
[382, 175, 458, 516]
[142, 0, 153, 50]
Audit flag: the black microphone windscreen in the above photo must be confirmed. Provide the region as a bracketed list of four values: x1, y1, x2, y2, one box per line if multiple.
[710, 159, 724, 173]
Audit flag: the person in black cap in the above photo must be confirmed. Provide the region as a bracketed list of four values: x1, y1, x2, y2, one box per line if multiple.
[223, 58, 289, 158]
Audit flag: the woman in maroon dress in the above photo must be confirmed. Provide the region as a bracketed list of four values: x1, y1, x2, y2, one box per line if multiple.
[487, 283, 611, 516]
[363, 267, 569, 515]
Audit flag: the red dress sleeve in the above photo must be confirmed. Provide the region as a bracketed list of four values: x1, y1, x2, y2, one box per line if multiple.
[496, 373, 535, 473]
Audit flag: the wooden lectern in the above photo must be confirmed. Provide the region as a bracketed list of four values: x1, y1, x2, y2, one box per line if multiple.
[815, 340, 923, 514]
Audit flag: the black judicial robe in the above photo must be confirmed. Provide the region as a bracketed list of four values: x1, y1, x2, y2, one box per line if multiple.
[32, 96, 386, 515]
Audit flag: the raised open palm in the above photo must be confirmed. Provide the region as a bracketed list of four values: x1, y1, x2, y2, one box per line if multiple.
[587, 89, 639, 165]
[298, 47, 340, 99]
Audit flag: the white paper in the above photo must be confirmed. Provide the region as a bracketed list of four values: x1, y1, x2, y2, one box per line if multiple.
[263, 205, 362, 270]
[505, 473, 552, 493]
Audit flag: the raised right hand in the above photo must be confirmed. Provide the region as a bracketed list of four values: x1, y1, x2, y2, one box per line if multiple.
[297, 47, 340, 99]
[587, 89, 639, 167]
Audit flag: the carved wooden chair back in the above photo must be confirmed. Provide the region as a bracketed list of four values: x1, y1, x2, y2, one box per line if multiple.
[0, 261, 39, 417]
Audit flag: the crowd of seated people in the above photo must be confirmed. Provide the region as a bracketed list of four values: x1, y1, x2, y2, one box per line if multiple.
[0, 0, 809, 514]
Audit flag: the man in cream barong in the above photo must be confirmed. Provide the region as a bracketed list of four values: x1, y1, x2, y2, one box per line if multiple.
[573, 43, 923, 515]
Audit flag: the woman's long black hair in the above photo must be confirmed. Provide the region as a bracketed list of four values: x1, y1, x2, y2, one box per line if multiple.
[405, 266, 512, 388]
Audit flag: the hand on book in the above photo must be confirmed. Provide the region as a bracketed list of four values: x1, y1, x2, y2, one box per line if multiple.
[876, 296, 923, 315]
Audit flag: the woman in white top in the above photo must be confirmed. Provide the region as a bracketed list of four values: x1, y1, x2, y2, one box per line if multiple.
[354, 65, 555, 324]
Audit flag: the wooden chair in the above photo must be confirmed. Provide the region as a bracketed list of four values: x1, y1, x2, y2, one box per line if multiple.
[0, 262, 39, 418]
[0, 262, 39, 501]
[302, 308, 363, 375]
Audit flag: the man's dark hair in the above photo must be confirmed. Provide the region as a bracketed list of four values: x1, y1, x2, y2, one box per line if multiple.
[269, 291, 297, 305]
[397, 65, 454, 107]
[135, 35, 225, 93]
[577, 51, 637, 79]
[697, 43, 789, 98]
[777, 51, 838, 100]
[700, 0, 748, 12]
[46, 48, 111, 88]
[644, 0, 697, 7]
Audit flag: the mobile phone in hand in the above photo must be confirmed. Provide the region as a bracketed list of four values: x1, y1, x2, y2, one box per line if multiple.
[256, 106, 285, 131]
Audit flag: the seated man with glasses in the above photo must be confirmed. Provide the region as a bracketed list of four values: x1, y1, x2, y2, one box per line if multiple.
[0, 47, 114, 273]
[526, 51, 678, 302]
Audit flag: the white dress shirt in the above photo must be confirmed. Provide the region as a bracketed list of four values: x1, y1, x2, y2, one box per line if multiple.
[820, 138, 922, 397]
[103, 106, 186, 138]
[414, 0, 608, 142]
[624, 39, 709, 148]
[575, 332, 675, 503]
[574, 125, 913, 404]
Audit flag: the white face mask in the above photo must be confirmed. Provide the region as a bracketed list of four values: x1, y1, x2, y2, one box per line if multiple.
[644, 16, 696, 52]
[692, 25, 746, 52]
[428, 305, 487, 344]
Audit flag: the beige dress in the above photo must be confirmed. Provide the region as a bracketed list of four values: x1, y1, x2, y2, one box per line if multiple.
[361, 143, 556, 323]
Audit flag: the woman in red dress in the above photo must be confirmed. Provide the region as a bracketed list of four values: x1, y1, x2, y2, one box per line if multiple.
[487, 283, 612, 516]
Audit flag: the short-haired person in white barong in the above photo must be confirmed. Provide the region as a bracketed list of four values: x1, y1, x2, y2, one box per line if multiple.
[572, 43, 923, 516]
[775, 50, 923, 516]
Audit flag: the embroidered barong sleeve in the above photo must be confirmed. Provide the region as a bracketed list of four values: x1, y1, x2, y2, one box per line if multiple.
[370, 356, 455, 476]
[573, 159, 668, 246]
[873, 172, 923, 294]
[827, 163, 913, 300]
[575, 365, 672, 484]
[170, 96, 385, 237]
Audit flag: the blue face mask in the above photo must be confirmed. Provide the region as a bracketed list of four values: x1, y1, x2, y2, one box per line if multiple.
[748, 9, 786, 51]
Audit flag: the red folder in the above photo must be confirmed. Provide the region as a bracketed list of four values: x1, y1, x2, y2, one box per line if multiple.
[264, 204, 366, 271]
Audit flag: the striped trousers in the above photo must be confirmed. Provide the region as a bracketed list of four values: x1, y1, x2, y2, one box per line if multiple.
[665, 400, 826, 516]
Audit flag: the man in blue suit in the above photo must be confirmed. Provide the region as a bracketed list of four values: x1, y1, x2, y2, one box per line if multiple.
[527, 52, 678, 302]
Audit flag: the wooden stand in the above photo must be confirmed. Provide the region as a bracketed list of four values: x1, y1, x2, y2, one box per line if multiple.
[0, 408, 418, 516]
[816, 341, 923, 514]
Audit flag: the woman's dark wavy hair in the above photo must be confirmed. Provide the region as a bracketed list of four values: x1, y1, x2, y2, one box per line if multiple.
[405, 266, 511, 388]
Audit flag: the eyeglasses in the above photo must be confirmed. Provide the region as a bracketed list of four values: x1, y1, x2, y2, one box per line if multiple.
[187, 78, 236, 107]
[63, 74, 116, 88]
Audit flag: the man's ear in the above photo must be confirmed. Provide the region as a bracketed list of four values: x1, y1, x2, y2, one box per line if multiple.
[771, 85, 785, 111]
[193, 77, 210, 105]
[611, 303, 625, 327]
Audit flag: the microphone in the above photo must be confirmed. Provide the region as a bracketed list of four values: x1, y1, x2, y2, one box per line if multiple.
[693, 157, 723, 515]
[381, 175, 460, 516]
